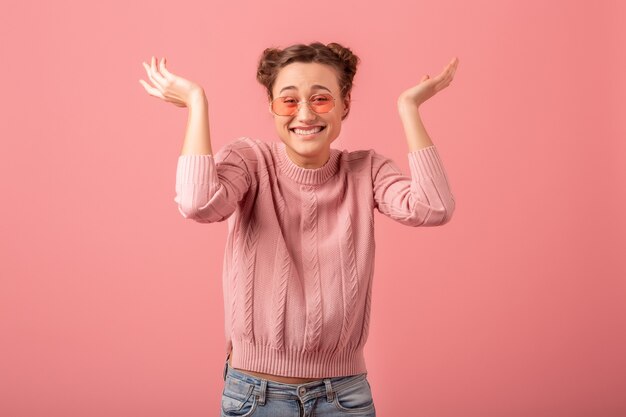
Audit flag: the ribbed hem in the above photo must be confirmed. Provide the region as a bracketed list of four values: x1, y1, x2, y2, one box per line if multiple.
[230, 339, 367, 378]
[176, 154, 221, 199]
[408, 145, 449, 182]
[176, 154, 214, 184]
[275, 142, 341, 185]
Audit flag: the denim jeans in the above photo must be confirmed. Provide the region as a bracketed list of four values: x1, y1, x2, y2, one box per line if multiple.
[220, 352, 376, 417]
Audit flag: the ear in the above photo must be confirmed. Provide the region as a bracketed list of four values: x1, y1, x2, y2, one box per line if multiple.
[342, 93, 351, 115]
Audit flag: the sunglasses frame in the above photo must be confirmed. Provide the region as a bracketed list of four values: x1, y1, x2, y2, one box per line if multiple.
[269, 93, 336, 116]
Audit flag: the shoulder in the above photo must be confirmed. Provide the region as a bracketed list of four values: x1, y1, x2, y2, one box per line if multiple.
[341, 148, 372, 168]
[214, 136, 272, 165]
[215, 136, 256, 157]
[340, 148, 397, 176]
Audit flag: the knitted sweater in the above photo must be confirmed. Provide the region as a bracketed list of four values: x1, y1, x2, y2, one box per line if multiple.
[174, 136, 455, 378]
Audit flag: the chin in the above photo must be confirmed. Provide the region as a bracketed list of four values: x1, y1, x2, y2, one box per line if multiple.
[290, 139, 328, 154]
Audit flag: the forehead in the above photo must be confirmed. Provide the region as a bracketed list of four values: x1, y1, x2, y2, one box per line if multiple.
[273, 62, 339, 96]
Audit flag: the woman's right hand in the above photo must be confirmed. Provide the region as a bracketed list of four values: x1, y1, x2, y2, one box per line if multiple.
[139, 56, 204, 108]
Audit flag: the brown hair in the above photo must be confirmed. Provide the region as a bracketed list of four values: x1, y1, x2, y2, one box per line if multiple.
[256, 41, 361, 120]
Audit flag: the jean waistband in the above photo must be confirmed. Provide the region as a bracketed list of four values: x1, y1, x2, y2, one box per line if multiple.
[222, 351, 368, 404]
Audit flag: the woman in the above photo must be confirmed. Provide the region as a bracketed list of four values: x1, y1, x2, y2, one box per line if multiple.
[140, 42, 458, 417]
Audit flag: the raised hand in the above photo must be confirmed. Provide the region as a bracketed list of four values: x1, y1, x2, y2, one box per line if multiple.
[398, 57, 459, 108]
[139, 56, 204, 108]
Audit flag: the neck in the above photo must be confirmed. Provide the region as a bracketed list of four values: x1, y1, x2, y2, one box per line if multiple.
[285, 147, 330, 169]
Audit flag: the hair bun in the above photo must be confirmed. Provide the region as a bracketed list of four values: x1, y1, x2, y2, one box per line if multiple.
[326, 43, 360, 70]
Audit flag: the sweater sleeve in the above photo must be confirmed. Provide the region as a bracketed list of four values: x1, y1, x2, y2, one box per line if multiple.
[174, 141, 253, 223]
[372, 145, 455, 226]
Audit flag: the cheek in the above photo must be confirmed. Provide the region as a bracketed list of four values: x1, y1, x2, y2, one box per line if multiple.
[274, 120, 286, 131]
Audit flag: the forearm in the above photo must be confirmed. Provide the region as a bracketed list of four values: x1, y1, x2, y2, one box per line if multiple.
[397, 99, 434, 152]
[180, 90, 213, 156]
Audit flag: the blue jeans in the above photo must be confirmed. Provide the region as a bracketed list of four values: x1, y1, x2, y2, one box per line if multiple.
[221, 352, 376, 417]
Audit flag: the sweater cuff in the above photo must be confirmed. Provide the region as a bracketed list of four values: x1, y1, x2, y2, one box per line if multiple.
[407, 145, 447, 179]
[176, 154, 216, 185]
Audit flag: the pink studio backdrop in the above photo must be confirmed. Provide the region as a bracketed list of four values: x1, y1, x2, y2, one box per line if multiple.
[1, 0, 625, 416]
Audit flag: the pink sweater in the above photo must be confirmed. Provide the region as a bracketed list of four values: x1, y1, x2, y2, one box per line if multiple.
[174, 136, 455, 378]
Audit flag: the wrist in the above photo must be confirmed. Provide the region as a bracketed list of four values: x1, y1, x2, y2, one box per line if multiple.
[397, 98, 421, 118]
[397, 97, 420, 112]
[187, 88, 207, 108]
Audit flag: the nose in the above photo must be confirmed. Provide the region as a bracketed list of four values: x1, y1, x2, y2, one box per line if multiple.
[296, 101, 316, 122]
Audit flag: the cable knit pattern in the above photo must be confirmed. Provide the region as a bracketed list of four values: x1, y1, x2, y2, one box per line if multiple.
[174, 136, 455, 378]
[270, 233, 290, 350]
[301, 187, 323, 352]
[337, 210, 359, 352]
[242, 213, 259, 342]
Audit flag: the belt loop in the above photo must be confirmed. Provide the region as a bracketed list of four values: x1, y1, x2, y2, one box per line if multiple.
[258, 379, 267, 405]
[323, 378, 334, 402]
[223, 352, 230, 381]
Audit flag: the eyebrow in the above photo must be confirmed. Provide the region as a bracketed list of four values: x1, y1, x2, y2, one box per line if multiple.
[279, 84, 331, 94]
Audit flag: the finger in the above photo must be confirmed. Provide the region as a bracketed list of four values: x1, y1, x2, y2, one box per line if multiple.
[443, 61, 454, 77]
[436, 62, 453, 82]
[449, 61, 458, 81]
[150, 56, 168, 85]
[142, 61, 164, 92]
[443, 64, 456, 86]
[431, 72, 443, 84]
[139, 78, 165, 98]
[159, 56, 174, 80]
[436, 71, 452, 91]
[450, 59, 458, 79]
[443, 67, 453, 84]
[435, 69, 449, 85]
[443, 70, 454, 87]
[435, 58, 457, 89]
[441, 61, 456, 84]
[139, 79, 165, 99]
[452, 57, 459, 75]
[151, 56, 168, 85]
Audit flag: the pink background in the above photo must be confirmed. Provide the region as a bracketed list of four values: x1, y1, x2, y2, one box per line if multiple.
[1, 0, 625, 416]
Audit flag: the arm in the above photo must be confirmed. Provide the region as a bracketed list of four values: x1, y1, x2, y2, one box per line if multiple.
[372, 100, 455, 226]
[397, 56, 459, 152]
[174, 146, 252, 223]
[373, 57, 458, 226]
[397, 100, 433, 152]
[372, 145, 455, 227]
[180, 90, 213, 156]
[138, 57, 251, 222]
[174, 93, 252, 222]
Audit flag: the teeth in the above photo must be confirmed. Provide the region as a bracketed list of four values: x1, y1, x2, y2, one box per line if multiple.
[293, 126, 323, 135]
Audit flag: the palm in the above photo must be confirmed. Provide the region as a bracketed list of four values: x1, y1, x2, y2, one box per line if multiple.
[399, 57, 459, 107]
[139, 56, 202, 108]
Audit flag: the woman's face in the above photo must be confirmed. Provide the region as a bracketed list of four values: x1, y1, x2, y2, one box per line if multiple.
[270, 62, 349, 169]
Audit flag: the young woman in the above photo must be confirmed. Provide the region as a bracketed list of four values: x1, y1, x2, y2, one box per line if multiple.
[140, 42, 458, 417]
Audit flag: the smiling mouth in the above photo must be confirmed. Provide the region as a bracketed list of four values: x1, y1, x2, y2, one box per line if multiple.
[290, 126, 326, 136]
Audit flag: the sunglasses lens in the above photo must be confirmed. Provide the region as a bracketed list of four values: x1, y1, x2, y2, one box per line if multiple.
[272, 98, 296, 116]
[272, 94, 334, 116]
[310, 94, 334, 113]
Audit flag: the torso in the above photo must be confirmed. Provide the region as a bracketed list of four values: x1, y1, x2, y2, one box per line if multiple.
[228, 350, 320, 384]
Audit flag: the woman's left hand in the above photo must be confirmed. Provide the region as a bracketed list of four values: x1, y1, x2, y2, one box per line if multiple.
[398, 57, 459, 108]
